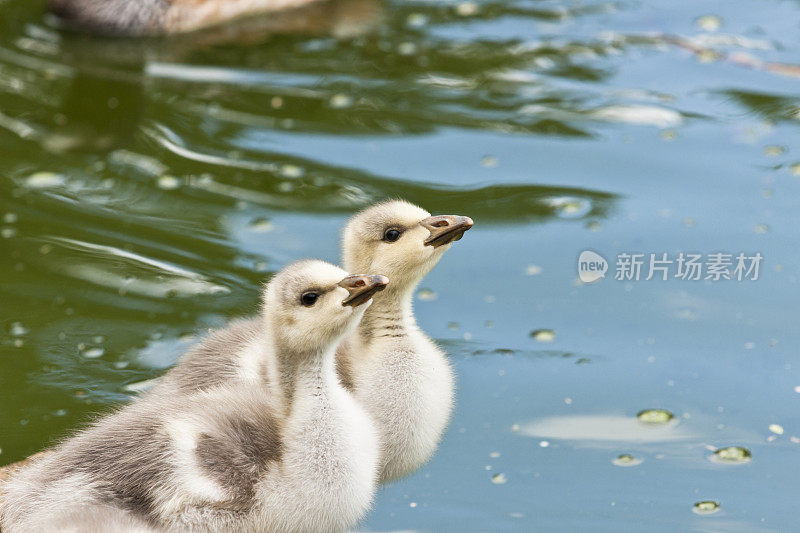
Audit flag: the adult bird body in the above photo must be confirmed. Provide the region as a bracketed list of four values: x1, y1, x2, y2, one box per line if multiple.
[49, 0, 323, 35]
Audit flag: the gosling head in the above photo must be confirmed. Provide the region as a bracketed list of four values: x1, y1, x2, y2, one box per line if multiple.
[263, 260, 389, 353]
[342, 200, 473, 290]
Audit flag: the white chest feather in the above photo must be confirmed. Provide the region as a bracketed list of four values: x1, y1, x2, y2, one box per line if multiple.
[355, 332, 455, 483]
[253, 368, 379, 532]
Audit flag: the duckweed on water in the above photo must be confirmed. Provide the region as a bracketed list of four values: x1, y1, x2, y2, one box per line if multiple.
[79, 346, 105, 359]
[156, 175, 181, 190]
[248, 218, 274, 233]
[764, 145, 786, 157]
[711, 446, 751, 464]
[530, 329, 555, 342]
[405, 13, 428, 28]
[692, 501, 721, 515]
[694, 15, 722, 31]
[454, 2, 479, 17]
[329, 94, 353, 109]
[636, 409, 675, 425]
[769, 424, 784, 435]
[491, 473, 507, 485]
[10, 322, 28, 336]
[547, 197, 592, 219]
[25, 172, 65, 189]
[279, 165, 304, 179]
[612, 454, 643, 467]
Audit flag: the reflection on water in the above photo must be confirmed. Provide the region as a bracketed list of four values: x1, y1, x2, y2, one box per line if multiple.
[1, 0, 800, 530]
[520, 414, 690, 443]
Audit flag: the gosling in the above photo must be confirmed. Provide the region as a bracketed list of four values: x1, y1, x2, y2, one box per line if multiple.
[338, 200, 473, 482]
[0, 260, 386, 532]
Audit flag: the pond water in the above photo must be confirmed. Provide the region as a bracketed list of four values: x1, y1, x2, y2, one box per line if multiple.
[1, 0, 799, 531]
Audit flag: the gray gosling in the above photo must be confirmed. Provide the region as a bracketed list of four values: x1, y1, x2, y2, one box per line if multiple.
[338, 200, 473, 483]
[0, 260, 387, 532]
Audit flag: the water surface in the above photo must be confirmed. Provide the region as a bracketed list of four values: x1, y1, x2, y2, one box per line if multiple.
[1, 0, 799, 531]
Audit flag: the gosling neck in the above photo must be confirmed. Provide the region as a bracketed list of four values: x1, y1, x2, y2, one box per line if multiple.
[274, 342, 338, 413]
[359, 282, 417, 341]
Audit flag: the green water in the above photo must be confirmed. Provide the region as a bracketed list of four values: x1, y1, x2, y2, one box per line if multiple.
[1, 0, 799, 530]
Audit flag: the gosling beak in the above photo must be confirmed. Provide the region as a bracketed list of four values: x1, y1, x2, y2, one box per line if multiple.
[340, 274, 389, 307]
[421, 215, 474, 248]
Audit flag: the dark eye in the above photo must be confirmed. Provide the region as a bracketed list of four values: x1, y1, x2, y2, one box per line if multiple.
[300, 292, 319, 307]
[383, 228, 402, 242]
